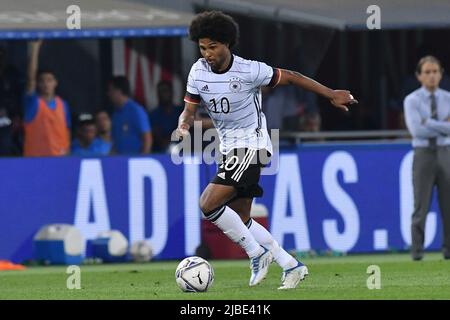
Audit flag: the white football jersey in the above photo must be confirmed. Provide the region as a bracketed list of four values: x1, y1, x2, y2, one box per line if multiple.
[184, 54, 280, 155]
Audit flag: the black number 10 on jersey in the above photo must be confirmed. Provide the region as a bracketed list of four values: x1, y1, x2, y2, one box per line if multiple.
[210, 97, 230, 114]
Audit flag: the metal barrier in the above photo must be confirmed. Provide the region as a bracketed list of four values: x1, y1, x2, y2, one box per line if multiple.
[279, 130, 411, 144]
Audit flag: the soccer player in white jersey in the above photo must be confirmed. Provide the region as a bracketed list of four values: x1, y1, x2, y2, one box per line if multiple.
[176, 11, 358, 289]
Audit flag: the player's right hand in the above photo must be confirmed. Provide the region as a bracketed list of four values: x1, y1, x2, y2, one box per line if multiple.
[175, 124, 190, 140]
[330, 90, 358, 112]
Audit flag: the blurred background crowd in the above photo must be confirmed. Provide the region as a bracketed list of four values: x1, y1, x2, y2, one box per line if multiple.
[0, 0, 449, 157]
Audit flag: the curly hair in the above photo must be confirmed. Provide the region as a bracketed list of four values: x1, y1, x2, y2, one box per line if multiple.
[189, 11, 239, 48]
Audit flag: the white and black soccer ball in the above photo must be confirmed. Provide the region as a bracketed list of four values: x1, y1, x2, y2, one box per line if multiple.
[175, 256, 214, 292]
[130, 240, 153, 262]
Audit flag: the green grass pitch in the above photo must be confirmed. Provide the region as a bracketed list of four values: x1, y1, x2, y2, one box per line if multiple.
[0, 253, 449, 300]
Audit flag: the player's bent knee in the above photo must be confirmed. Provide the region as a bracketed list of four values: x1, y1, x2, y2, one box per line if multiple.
[199, 193, 212, 215]
[199, 193, 221, 216]
[202, 205, 226, 222]
[200, 186, 229, 215]
[200, 203, 212, 216]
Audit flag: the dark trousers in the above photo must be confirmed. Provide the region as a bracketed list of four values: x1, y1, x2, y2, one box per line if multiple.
[412, 146, 450, 259]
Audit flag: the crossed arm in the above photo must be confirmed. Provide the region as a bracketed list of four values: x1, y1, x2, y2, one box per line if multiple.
[424, 118, 450, 135]
[404, 96, 450, 138]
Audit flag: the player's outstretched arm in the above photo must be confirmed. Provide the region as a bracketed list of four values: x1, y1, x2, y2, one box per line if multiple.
[277, 69, 358, 111]
[176, 102, 198, 139]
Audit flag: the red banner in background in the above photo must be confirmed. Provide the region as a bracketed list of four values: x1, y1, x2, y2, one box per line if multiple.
[114, 38, 183, 111]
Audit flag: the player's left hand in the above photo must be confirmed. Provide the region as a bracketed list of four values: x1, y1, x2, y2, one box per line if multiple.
[330, 90, 358, 112]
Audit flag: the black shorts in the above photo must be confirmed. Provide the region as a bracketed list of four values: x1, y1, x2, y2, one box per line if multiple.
[211, 148, 271, 198]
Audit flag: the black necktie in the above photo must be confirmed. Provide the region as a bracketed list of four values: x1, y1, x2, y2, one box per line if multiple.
[429, 93, 437, 148]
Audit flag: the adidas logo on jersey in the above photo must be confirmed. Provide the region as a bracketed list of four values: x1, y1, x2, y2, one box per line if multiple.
[201, 84, 209, 92]
[217, 172, 226, 179]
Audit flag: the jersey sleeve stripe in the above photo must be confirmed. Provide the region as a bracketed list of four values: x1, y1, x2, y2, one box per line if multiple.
[184, 92, 201, 104]
[184, 97, 200, 105]
[268, 68, 281, 88]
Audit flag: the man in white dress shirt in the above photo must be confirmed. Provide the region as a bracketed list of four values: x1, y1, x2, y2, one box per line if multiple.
[404, 55, 450, 261]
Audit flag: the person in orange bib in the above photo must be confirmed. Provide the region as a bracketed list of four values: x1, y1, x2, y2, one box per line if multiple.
[23, 40, 71, 157]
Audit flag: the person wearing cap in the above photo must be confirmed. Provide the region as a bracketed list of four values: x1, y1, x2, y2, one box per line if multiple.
[71, 113, 112, 157]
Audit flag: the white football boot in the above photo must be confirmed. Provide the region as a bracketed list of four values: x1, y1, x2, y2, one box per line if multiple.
[249, 246, 273, 286]
[278, 262, 309, 290]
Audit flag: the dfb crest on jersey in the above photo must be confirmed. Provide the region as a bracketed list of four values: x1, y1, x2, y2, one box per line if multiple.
[229, 77, 242, 93]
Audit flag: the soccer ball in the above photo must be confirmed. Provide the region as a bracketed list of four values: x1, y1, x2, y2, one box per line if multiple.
[130, 240, 153, 262]
[175, 256, 214, 292]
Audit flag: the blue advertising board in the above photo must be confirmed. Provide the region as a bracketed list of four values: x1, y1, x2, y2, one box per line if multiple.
[0, 143, 443, 263]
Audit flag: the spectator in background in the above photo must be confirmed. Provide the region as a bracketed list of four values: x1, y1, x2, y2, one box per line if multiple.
[23, 40, 71, 157]
[390, 45, 450, 130]
[0, 46, 22, 111]
[0, 45, 23, 154]
[404, 55, 450, 261]
[0, 107, 17, 155]
[261, 86, 300, 131]
[149, 81, 183, 152]
[108, 76, 152, 154]
[299, 111, 324, 143]
[71, 113, 111, 156]
[95, 110, 113, 151]
[301, 112, 322, 132]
